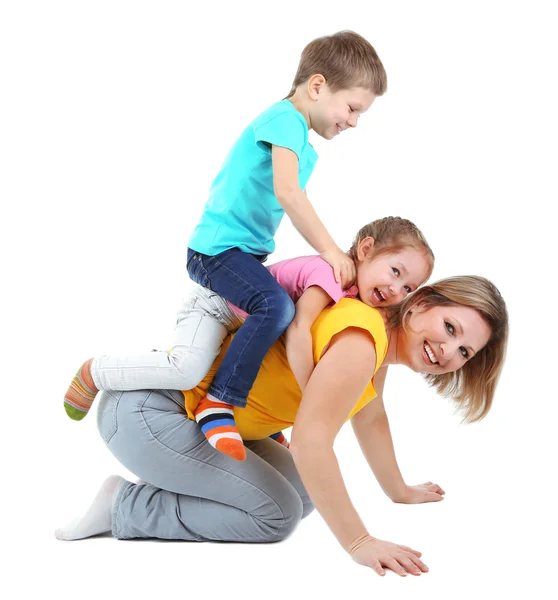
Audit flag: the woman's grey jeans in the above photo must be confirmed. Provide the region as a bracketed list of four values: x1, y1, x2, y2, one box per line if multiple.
[96, 388, 313, 541]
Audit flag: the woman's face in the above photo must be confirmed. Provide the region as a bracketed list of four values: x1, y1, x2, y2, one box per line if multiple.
[397, 304, 492, 374]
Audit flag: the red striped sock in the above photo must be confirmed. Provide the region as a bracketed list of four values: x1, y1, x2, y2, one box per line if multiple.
[194, 397, 246, 461]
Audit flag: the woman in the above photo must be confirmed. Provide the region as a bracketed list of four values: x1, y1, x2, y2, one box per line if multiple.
[55, 275, 508, 578]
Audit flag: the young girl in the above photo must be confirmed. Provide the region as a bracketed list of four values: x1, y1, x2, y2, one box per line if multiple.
[64, 217, 434, 460]
[62, 31, 389, 461]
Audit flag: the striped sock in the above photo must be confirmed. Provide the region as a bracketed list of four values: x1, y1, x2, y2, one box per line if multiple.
[270, 431, 290, 449]
[64, 358, 98, 421]
[195, 397, 246, 461]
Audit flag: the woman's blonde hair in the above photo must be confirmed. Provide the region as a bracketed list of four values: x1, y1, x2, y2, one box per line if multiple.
[389, 276, 509, 423]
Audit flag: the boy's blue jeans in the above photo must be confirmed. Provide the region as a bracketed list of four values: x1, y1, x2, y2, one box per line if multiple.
[186, 247, 295, 408]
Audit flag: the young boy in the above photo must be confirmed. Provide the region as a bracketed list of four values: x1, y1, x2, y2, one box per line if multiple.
[65, 31, 388, 461]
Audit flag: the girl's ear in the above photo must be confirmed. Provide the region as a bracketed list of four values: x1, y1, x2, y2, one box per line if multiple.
[356, 236, 375, 261]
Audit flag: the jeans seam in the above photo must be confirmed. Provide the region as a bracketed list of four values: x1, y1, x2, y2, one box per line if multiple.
[206, 255, 274, 404]
[170, 308, 206, 378]
[101, 391, 121, 444]
[111, 479, 132, 538]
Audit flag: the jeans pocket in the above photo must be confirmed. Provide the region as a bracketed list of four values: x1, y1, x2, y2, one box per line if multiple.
[96, 391, 121, 444]
[186, 251, 212, 290]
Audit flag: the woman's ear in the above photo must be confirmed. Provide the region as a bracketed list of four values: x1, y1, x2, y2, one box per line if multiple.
[356, 237, 375, 261]
[409, 302, 427, 315]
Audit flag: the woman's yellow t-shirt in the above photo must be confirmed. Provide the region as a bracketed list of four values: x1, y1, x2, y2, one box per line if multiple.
[182, 298, 388, 440]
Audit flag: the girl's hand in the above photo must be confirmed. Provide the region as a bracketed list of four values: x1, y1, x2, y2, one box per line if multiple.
[320, 247, 356, 288]
[394, 482, 445, 504]
[349, 534, 428, 577]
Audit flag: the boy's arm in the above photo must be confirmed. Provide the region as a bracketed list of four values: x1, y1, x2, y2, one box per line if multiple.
[351, 367, 445, 504]
[271, 145, 355, 287]
[285, 286, 333, 393]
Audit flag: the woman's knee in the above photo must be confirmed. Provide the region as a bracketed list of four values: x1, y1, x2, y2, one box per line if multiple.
[261, 487, 304, 542]
[301, 500, 315, 520]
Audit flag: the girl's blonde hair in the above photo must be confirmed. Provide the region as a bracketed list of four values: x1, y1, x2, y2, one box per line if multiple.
[348, 216, 435, 277]
[389, 276, 509, 423]
[286, 30, 387, 98]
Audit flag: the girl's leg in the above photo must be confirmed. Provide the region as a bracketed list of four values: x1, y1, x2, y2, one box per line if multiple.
[56, 389, 303, 542]
[64, 286, 240, 420]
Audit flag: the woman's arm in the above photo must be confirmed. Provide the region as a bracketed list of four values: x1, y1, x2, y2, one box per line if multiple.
[351, 367, 406, 501]
[290, 328, 428, 577]
[352, 367, 445, 504]
[285, 286, 333, 393]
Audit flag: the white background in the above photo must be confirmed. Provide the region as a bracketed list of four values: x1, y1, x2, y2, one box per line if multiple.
[1, 1, 557, 597]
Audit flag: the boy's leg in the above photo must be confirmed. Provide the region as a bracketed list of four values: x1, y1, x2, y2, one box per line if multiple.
[63, 287, 237, 420]
[188, 248, 295, 460]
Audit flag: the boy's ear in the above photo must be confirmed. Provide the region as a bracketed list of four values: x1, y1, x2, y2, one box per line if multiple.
[357, 236, 375, 261]
[308, 74, 327, 100]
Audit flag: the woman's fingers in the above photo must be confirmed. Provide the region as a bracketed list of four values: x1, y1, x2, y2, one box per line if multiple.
[384, 557, 410, 577]
[407, 552, 429, 573]
[370, 560, 386, 576]
[425, 481, 446, 495]
[426, 491, 444, 502]
[396, 554, 423, 576]
[397, 544, 422, 557]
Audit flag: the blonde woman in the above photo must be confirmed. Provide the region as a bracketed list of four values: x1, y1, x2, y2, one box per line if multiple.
[56, 276, 508, 577]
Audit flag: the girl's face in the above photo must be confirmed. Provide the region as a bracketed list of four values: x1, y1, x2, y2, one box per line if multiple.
[397, 304, 492, 375]
[355, 239, 431, 308]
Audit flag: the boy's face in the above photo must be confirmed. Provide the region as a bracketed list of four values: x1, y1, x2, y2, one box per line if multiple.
[356, 241, 431, 308]
[310, 85, 376, 140]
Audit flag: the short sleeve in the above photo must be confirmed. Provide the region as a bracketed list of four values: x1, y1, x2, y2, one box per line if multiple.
[301, 262, 344, 304]
[311, 299, 388, 374]
[254, 111, 307, 159]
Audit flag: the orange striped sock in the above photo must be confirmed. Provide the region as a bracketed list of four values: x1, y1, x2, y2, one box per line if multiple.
[270, 431, 290, 449]
[64, 358, 98, 421]
[194, 397, 246, 461]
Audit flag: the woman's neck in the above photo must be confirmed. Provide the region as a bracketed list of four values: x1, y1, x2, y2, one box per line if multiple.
[379, 309, 400, 366]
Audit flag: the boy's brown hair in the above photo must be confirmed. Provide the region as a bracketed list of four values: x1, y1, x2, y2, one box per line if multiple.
[286, 30, 387, 98]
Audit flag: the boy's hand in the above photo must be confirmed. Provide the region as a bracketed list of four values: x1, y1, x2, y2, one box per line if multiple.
[350, 535, 428, 577]
[393, 482, 445, 504]
[320, 247, 356, 288]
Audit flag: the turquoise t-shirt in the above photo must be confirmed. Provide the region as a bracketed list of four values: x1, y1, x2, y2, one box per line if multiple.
[188, 100, 318, 256]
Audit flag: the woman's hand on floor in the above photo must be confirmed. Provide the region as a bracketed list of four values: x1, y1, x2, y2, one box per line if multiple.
[350, 535, 428, 577]
[392, 482, 445, 504]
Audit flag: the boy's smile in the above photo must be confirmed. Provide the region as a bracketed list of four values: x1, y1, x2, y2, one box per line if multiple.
[311, 85, 376, 140]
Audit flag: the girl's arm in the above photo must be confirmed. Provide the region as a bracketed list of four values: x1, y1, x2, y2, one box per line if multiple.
[290, 328, 428, 577]
[352, 367, 445, 504]
[272, 145, 355, 286]
[285, 286, 333, 393]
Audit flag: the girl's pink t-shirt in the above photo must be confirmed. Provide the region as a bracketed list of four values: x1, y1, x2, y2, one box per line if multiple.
[228, 255, 359, 318]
